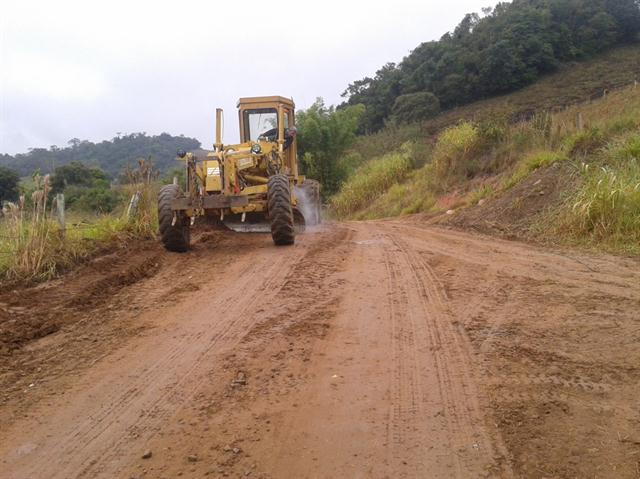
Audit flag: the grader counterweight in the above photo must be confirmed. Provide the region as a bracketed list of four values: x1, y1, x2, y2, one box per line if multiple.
[157, 96, 321, 252]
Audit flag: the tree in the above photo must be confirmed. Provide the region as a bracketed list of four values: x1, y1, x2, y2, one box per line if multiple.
[51, 161, 108, 193]
[341, 0, 640, 131]
[391, 92, 440, 124]
[0, 166, 20, 203]
[50, 161, 120, 212]
[296, 99, 364, 197]
[0, 133, 201, 178]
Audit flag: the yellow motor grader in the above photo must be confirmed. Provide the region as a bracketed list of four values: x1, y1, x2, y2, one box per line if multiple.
[158, 96, 321, 252]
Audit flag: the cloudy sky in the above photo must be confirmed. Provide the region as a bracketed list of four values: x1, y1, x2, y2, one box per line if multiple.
[0, 0, 497, 155]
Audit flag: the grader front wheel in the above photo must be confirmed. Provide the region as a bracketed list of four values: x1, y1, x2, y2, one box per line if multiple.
[267, 174, 295, 246]
[158, 184, 190, 252]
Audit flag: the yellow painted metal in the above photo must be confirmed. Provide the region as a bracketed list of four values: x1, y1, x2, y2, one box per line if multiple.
[205, 160, 222, 191]
[215, 108, 223, 151]
[236, 157, 254, 171]
[231, 201, 265, 214]
[241, 185, 267, 195]
[243, 174, 268, 184]
[175, 95, 304, 218]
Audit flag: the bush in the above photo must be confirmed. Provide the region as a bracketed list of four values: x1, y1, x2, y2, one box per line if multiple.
[64, 185, 122, 213]
[297, 99, 364, 197]
[162, 167, 186, 187]
[0, 166, 20, 203]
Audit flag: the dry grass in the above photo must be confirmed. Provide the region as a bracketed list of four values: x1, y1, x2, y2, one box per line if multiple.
[0, 161, 159, 282]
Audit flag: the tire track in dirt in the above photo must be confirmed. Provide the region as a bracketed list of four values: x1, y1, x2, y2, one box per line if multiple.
[382, 233, 425, 473]
[3, 219, 638, 478]
[0, 232, 318, 479]
[381, 221, 640, 478]
[378, 224, 510, 477]
[72, 250, 298, 477]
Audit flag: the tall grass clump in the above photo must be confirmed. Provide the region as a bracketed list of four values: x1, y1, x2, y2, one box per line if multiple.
[0, 160, 161, 282]
[330, 143, 414, 218]
[1, 174, 63, 280]
[557, 134, 640, 250]
[431, 122, 481, 187]
[355, 167, 438, 219]
[120, 158, 159, 238]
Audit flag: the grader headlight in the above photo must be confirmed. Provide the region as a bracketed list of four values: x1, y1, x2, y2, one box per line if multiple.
[251, 143, 262, 154]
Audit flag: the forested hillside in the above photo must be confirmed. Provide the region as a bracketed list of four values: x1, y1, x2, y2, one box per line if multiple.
[0, 133, 200, 179]
[342, 0, 640, 132]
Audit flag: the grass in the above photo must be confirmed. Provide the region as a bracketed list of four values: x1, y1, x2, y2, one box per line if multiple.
[431, 122, 482, 185]
[330, 77, 640, 253]
[0, 162, 158, 282]
[354, 167, 438, 219]
[330, 143, 414, 218]
[551, 134, 640, 252]
[466, 184, 494, 205]
[502, 150, 567, 190]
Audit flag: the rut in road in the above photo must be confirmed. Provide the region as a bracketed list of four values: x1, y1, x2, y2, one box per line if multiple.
[381, 227, 508, 477]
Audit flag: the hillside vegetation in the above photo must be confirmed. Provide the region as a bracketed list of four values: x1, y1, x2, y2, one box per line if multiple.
[332, 81, 640, 253]
[342, 0, 640, 132]
[0, 132, 200, 179]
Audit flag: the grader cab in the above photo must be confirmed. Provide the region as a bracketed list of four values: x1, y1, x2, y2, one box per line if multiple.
[157, 96, 321, 252]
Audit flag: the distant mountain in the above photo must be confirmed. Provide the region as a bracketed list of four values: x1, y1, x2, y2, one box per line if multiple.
[0, 132, 201, 178]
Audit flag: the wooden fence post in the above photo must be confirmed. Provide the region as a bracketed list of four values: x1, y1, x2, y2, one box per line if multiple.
[576, 112, 584, 131]
[127, 191, 141, 219]
[56, 193, 65, 236]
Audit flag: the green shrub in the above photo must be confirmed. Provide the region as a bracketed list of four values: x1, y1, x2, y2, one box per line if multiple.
[64, 185, 122, 213]
[478, 118, 508, 143]
[162, 167, 186, 187]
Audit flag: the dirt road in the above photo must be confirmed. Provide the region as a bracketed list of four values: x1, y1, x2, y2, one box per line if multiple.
[1, 220, 639, 478]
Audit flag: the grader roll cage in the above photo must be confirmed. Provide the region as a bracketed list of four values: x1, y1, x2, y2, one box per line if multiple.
[157, 96, 321, 252]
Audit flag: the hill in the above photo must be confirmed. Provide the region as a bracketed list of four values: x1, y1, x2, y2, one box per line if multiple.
[0, 133, 201, 179]
[342, 0, 640, 133]
[347, 44, 640, 163]
[331, 45, 640, 254]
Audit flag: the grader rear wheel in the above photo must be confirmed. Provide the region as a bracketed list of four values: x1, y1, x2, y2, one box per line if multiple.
[158, 184, 190, 252]
[267, 174, 295, 246]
